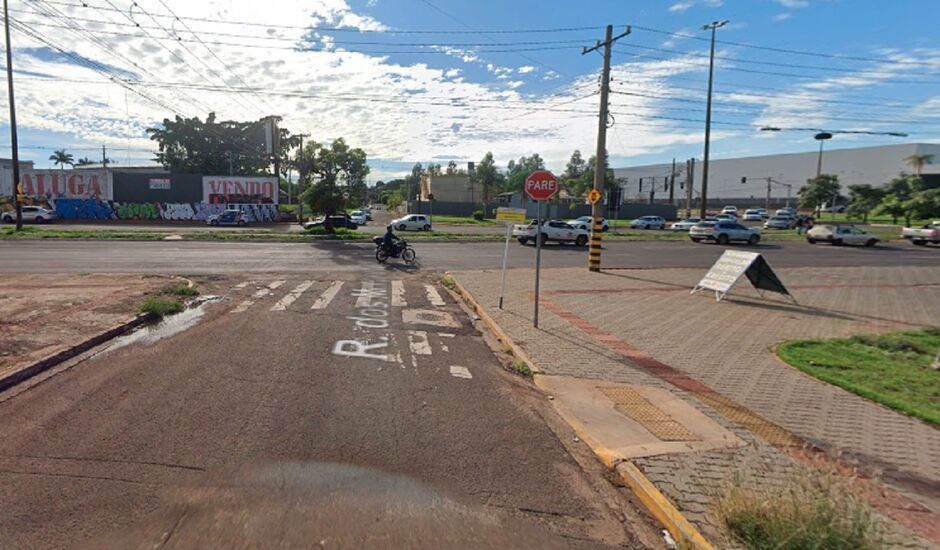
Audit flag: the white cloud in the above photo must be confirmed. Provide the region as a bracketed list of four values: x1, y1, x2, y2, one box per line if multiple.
[772, 12, 792, 21]
[774, 0, 809, 7]
[668, 0, 722, 13]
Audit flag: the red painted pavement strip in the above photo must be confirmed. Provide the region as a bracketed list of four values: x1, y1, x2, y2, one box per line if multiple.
[537, 297, 940, 545]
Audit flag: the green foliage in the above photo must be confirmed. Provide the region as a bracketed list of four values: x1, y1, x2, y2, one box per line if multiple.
[162, 283, 199, 297]
[717, 475, 880, 550]
[845, 184, 884, 222]
[386, 191, 403, 209]
[297, 138, 370, 222]
[509, 359, 534, 377]
[470, 152, 505, 206]
[472, 209, 484, 221]
[439, 275, 457, 291]
[778, 329, 940, 427]
[49, 149, 74, 169]
[505, 154, 546, 195]
[139, 296, 185, 317]
[798, 174, 841, 213]
[876, 175, 927, 226]
[148, 113, 299, 176]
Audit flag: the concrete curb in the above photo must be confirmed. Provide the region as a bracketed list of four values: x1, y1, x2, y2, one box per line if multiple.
[448, 273, 714, 550]
[0, 313, 154, 393]
[445, 273, 539, 373]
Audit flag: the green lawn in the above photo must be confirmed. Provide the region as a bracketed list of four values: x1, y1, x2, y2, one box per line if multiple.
[777, 330, 940, 427]
[429, 215, 496, 225]
[822, 212, 935, 227]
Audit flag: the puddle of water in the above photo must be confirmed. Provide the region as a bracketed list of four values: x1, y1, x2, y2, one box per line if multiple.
[99, 296, 222, 355]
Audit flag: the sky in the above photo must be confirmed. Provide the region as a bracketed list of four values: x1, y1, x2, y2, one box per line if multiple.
[1, 0, 938, 182]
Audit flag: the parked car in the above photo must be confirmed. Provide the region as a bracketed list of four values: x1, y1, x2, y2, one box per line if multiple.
[207, 208, 248, 226]
[742, 209, 764, 221]
[566, 215, 609, 232]
[629, 216, 666, 230]
[901, 221, 940, 246]
[820, 204, 846, 213]
[349, 210, 367, 225]
[807, 224, 879, 247]
[1, 205, 57, 223]
[303, 215, 359, 230]
[513, 219, 589, 246]
[775, 207, 796, 217]
[721, 205, 738, 215]
[670, 217, 701, 231]
[391, 214, 432, 231]
[360, 207, 373, 221]
[764, 215, 796, 229]
[715, 213, 737, 223]
[689, 221, 761, 245]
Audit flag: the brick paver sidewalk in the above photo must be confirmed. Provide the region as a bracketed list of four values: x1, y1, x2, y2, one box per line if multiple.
[452, 264, 940, 547]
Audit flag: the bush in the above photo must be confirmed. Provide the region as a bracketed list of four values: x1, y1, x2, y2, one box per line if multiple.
[162, 283, 199, 297]
[472, 210, 484, 221]
[139, 297, 184, 317]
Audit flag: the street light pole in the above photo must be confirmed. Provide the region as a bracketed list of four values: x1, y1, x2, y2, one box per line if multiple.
[699, 20, 728, 219]
[814, 132, 832, 177]
[3, 0, 22, 230]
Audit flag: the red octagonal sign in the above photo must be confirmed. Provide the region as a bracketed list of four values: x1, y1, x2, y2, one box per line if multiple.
[524, 170, 558, 201]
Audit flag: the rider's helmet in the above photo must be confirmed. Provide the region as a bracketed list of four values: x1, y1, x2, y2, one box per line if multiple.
[387, 225, 393, 231]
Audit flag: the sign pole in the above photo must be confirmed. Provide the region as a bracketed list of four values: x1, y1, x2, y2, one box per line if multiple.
[498, 223, 511, 309]
[534, 200, 543, 328]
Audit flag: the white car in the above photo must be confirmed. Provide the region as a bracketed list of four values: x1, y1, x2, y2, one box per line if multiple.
[630, 216, 666, 229]
[566, 215, 609, 232]
[742, 209, 764, 221]
[1, 205, 57, 223]
[807, 224, 879, 247]
[513, 219, 589, 246]
[391, 214, 432, 231]
[670, 217, 701, 231]
[349, 210, 367, 225]
[721, 205, 738, 215]
[775, 207, 796, 217]
[715, 213, 737, 223]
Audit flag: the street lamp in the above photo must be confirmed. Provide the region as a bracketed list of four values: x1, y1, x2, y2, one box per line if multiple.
[760, 126, 908, 179]
[813, 132, 833, 177]
[699, 19, 729, 218]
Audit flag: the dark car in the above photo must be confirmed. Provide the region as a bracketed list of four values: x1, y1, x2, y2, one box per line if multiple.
[303, 215, 359, 230]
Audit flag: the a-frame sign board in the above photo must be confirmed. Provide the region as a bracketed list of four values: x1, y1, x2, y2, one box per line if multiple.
[691, 250, 796, 303]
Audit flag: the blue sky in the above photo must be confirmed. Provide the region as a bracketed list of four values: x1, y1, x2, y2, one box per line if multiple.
[1, 0, 938, 181]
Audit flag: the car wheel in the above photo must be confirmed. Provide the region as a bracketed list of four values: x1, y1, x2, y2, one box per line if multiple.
[865, 239, 877, 247]
[602, 226, 609, 232]
[832, 238, 843, 246]
[912, 240, 926, 246]
[1, 215, 11, 223]
[807, 238, 817, 244]
[691, 238, 702, 243]
[210, 220, 219, 226]
[517, 237, 528, 245]
[575, 235, 587, 247]
[398, 224, 407, 231]
[423, 224, 431, 231]
[747, 234, 760, 245]
[238, 220, 246, 226]
[35, 216, 44, 224]
[717, 234, 729, 245]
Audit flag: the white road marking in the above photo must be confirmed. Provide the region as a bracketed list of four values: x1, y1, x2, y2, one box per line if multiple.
[232, 300, 253, 313]
[437, 333, 456, 337]
[402, 309, 460, 328]
[271, 280, 315, 311]
[251, 288, 271, 299]
[424, 284, 445, 306]
[234, 281, 251, 289]
[268, 280, 286, 290]
[312, 280, 345, 309]
[407, 330, 432, 355]
[353, 280, 387, 308]
[391, 280, 406, 307]
[449, 366, 472, 379]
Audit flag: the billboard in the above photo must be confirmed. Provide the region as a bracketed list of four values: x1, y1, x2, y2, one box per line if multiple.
[202, 176, 278, 204]
[0, 169, 112, 200]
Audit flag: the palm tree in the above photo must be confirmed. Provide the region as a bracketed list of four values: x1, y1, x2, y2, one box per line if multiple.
[75, 157, 95, 166]
[49, 149, 74, 170]
[904, 153, 935, 176]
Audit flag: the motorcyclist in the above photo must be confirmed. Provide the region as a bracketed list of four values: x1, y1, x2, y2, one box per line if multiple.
[383, 225, 402, 254]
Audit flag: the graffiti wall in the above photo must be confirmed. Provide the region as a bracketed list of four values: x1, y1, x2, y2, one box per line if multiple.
[0, 169, 112, 200]
[49, 200, 279, 222]
[202, 176, 277, 204]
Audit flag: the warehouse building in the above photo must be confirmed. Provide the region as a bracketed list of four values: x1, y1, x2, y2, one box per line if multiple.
[613, 143, 940, 208]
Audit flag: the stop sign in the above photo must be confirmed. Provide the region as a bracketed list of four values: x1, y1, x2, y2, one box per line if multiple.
[524, 170, 558, 201]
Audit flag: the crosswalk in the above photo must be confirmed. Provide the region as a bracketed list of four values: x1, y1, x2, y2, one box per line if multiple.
[225, 278, 449, 314]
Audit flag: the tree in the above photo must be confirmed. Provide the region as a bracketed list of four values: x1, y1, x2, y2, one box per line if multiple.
[504, 154, 546, 198]
[445, 160, 458, 175]
[904, 153, 935, 176]
[905, 188, 940, 222]
[799, 174, 841, 215]
[564, 150, 587, 181]
[74, 157, 96, 166]
[845, 184, 885, 222]
[148, 113, 297, 175]
[877, 175, 923, 226]
[297, 138, 370, 231]
[470, 152, 504, 211]
[49, 150, 74, 170]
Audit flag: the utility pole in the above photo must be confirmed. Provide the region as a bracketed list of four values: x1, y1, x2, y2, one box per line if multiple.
[766, 177, 772, 211]
[699, 19, 728, 218]
[685, 158, 695, 218]
[101, 144, 108, 168]
[668, 157, 676, 205]
[4, 0, 22, 230]
[582, 24, 630, 273]
[296, 133, 309, 221]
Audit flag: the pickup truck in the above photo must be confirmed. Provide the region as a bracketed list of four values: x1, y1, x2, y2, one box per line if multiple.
[901, 221, 940, 246]
[513, 219, 589, 246]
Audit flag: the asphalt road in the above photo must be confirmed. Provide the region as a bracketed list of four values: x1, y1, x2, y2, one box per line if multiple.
[2, 238, 939, 274]
[0, 273, 655, 548]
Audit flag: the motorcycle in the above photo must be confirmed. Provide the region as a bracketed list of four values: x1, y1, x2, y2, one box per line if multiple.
[373, 236, 417, 265]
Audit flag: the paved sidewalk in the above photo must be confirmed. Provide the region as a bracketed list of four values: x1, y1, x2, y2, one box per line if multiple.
[452, 264, 940, 547]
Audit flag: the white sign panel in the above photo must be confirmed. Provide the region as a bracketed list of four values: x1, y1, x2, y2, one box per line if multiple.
[692, 250, 760, 297]
[0, 169, 112, 200]
[148, 177, 171, 190]
[202, 176, 278, 204]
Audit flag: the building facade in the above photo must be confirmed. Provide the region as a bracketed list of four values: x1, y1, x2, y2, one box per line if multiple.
[613, 143, 940, 207]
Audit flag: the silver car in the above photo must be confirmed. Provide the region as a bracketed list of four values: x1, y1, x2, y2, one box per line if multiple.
[669, 217, 701, 231]
[689, 221, 761, 245]
[1, 205, 57, 223]
[630, 215, 666, 229]
[764, 216, 795, 229]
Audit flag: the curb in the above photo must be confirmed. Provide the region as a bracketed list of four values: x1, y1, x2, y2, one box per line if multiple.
[447, 273, 713, 549]
[0, 313, 154, 393]
[445, 273, 539, 373]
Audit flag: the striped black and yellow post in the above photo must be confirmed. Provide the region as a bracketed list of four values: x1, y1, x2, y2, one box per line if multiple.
[589, 216, 603, 272]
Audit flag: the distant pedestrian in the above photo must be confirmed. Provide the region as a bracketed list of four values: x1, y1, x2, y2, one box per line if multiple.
[795, 217, 804, 235]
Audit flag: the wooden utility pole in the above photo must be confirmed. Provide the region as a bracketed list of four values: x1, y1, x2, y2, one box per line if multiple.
[685, 158, 695, 218]
[582, 24, 630, 272]
[102, 144, 108, 168]
[3, 0, 21, 230]
[699, 20, 728, 218]
[668, 157, 676, 204]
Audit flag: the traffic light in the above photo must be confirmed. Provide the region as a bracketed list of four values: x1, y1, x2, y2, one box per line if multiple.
[741, 176, 747, 184]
